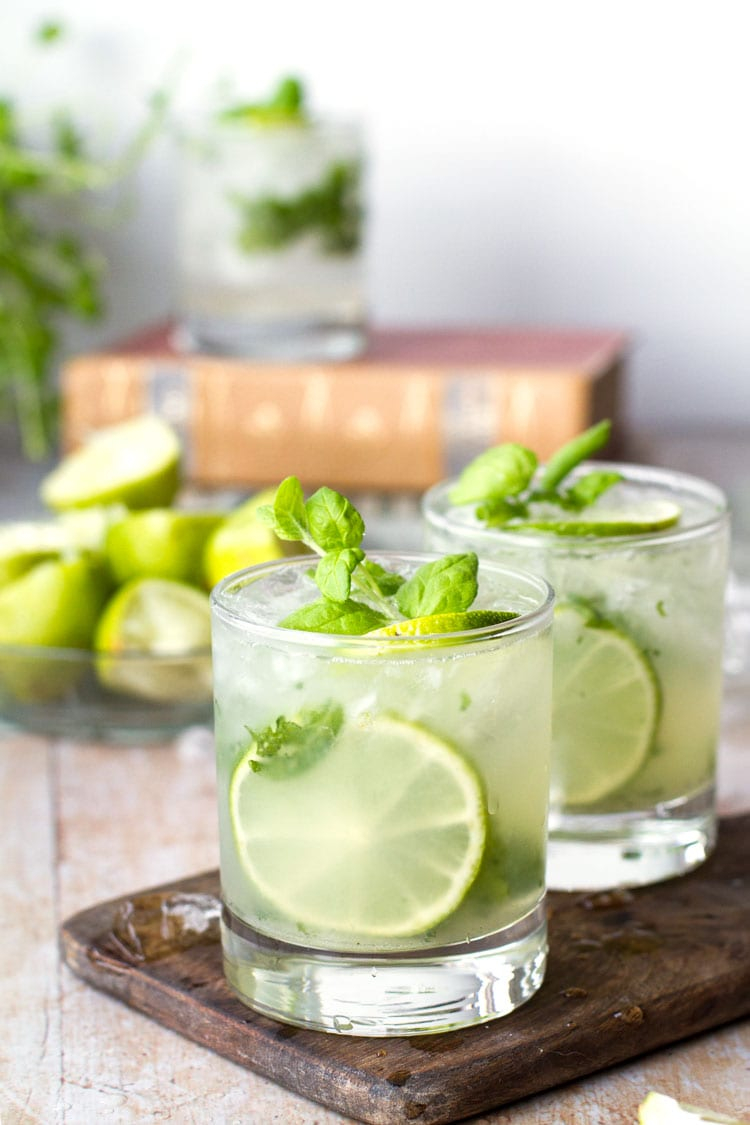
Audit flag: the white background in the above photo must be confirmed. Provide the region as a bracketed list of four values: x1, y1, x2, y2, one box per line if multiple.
[5, 0, 750, 433]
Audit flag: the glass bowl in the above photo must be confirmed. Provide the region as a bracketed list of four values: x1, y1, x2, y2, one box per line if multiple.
[0, 643, 213, 743]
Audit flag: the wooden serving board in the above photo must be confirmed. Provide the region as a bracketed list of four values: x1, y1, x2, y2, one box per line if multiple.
[61, 815, 750, 1125]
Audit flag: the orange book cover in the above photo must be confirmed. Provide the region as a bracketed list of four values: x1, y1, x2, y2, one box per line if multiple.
[60, 323, 628, 493]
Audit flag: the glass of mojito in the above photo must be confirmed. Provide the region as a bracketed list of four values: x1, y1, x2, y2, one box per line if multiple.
[177, 76, 365, 360]
[210, 478, 554, 1035]
[422, 422, 730, 892]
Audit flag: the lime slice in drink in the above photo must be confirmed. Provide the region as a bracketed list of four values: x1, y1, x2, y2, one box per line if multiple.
[106, 509, 223, 586]
[517, 500, 682, 537]
[229, 713, 487, 937]
[40, 415, 181, 511]
[552, 600, 659, 806]
[94, 577, 212, 702]
[638, 1091, 748, 1124]
[367, 609, 518, 637]
[203, 489, 293, 588]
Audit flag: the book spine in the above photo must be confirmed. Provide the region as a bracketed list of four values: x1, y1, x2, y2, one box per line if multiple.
[61, 356, 617, 492]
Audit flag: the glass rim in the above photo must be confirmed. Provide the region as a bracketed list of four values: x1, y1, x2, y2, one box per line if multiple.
[210, 550, 555, 651]
[422, 460, 730, 550]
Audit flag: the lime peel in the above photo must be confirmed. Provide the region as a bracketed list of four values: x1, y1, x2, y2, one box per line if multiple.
[638, 1091, 749, 1124]
[367, 609, 519, 638]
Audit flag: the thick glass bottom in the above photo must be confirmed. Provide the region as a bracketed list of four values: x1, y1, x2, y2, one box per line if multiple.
[547, 786, 716, 891]
[176, 317, 366, 361]
[221, 902, 548, 1036]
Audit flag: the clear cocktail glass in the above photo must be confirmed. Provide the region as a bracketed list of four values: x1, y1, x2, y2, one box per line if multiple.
[177, 116, 366, 360]
[423, 463, 730, 891]
[210, 552, 553, 1035]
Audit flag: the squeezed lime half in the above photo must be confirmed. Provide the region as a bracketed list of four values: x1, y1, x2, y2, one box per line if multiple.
[40, 415, 181, 511]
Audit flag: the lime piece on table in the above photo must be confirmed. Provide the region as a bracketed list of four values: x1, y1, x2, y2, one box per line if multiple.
[106, 509, 223, 586]
[367, 609, 519, 637]
[515, 500, 682, 537]
[552, 600, 660, 806]
[229, 712, 487, 938]
[638, 1091, 748, 1124]
[40, 415, 181, 511]
[204, 489, 297, 588]
[94, 578, 212, 703]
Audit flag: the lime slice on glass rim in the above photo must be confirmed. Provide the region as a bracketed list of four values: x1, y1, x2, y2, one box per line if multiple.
[552, 599, 660, 806]
[94, 577, 212, 703]
[514, 500, 682, 537]
[367, 609, 519, 638]
[229, 713, 487, 938]
[40, 415, 181, 511]
[638, 1091, 748, 1125]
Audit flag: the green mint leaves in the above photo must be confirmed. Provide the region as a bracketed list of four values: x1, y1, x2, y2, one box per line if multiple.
[450, 420, 621, 529]
[449, 443, 538, 506]
[258, 476, 480, 635]
[396, 554, 478, 618]
[246, 701, 343, 777]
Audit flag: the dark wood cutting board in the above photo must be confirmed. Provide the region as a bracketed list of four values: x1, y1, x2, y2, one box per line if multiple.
[61, 814, 750, 1125]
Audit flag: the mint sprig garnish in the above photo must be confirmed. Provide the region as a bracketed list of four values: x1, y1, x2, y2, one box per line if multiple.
[450, 420, 621, 528]
[257, 476, 480, 634]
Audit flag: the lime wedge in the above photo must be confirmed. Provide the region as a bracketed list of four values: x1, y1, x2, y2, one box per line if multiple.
[203, 489, 296, 588]
[229, 713, 487, 937]
[40, 415, 181, 511]
[94, 577, 212, 702]
[0, 556, 111, 700]
[0, 556, 110, 648]
[367, 609, 518, 637]
[639, 1091, 748, 1124]
[515, 500, 682, 537]
[0, 521, 67, 586]
[552, 600, 659, 806]
[106, 509, 223, 586]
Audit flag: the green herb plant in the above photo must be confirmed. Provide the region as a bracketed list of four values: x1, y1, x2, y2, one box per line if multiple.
[222, 75, 363, 257]
[258, 475, 481, 635]
[0, 21, 169, 459]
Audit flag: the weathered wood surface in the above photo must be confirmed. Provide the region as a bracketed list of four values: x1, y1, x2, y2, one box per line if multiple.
[2, 701, 750, 1124]
[59, 816, 750, 1125]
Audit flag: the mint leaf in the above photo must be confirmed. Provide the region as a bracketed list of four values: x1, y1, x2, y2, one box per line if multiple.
[281, 596, 388, 635]
[562, 469, 622, 509]
[396, 553, 478, 617]
[246, 701, 343, 777]
[314, 547, 365, 602]
[538, 420, 611, 492]
[476, 495, 529, 527]
[361, 559, 406, 596]
[258, 476, 309, 542]
[449, 444, 538, 505]
[305, 486, 365, 551]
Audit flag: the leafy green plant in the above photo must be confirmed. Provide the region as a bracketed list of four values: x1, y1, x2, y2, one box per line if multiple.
[0, 21, 168, 460]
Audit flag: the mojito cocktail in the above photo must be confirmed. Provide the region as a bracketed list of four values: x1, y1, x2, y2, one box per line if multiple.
[210, 479, 553, 1035]
[423, 425, 730, 890]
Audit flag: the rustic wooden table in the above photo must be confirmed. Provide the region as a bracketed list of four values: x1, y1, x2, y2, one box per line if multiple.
[2, 689, 749, 1125]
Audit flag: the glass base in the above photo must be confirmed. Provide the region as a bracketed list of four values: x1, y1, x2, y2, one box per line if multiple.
[175, 318, 366, 361]
[221, 902, 548, 1037]
[547, 788, 716, 891]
